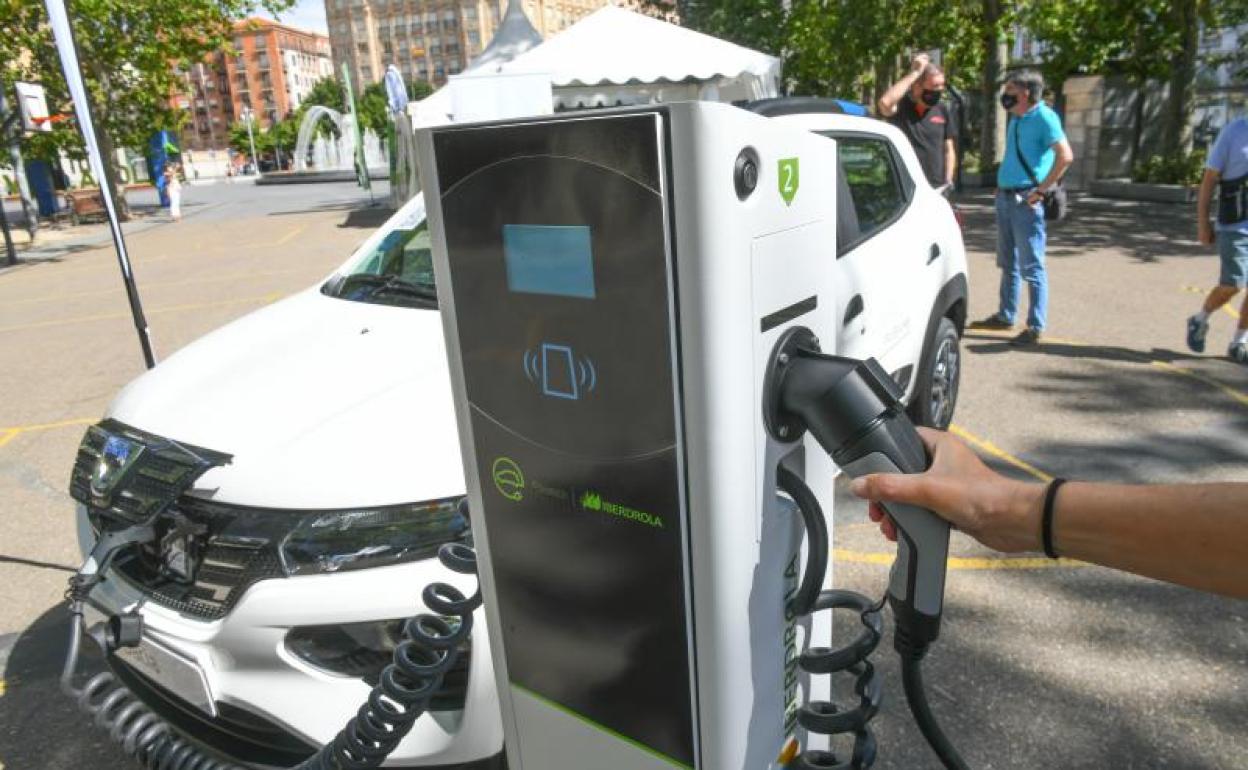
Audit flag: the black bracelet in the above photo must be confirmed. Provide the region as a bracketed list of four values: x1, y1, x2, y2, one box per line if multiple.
[1042, 478, 1067, 559]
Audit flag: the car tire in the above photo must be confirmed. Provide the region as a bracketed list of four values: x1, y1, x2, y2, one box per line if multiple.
[908, 316, 961, 430]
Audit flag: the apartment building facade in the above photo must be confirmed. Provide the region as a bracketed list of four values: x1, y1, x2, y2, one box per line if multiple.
[325, 0, 611, 91]
[175, 19, 333, 152]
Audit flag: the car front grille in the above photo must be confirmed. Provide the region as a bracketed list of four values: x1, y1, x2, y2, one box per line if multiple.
[70, 419, 232, 524]
[94, 496, 291, 621]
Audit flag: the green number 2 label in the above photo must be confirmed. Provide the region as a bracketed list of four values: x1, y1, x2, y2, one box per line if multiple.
[778, 157, 800, 206]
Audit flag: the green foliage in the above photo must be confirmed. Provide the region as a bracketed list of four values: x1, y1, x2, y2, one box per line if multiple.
[407, 79, 435, 101]
[228, 119, 269, 157]
[0, 0, 293, 162]
[358, 82, 390, 136]
[1131, 149, 1207, 186]
[301, 76, 346, 113]
[678, 0, 984, 102]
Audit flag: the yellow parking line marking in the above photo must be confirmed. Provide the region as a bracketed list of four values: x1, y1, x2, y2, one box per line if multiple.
[0, 293, 283, 334]
[274, 224, 305, 246]
[1151, 361, 1248, 406]
[3, 267, 307, 307]
[1181, 285, 1241, 319]
[0, 417, 95, 434]
[833, 548, 1086, 570]
[967, 328, 1248, 408]
[0, 417, 96, 450]
[949, 424, 1053, 482]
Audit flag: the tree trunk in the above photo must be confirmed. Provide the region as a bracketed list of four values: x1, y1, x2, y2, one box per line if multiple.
[979, 0, 1007, 180]
[95, 128, 132, 222]
[88, 61, 131, 221]
[1161, 0, 1199, 155]
[1128, 81, 1145, 174]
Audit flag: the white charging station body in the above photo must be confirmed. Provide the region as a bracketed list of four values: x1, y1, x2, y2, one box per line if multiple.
[420, 101, 841, 770]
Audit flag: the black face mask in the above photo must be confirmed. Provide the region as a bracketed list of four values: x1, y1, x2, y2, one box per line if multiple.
[1000, 93, 1018, 110]
[921, 89, 943, 106]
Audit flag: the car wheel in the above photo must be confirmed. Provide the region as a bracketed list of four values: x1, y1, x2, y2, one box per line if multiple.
[909, 316, 961, 430]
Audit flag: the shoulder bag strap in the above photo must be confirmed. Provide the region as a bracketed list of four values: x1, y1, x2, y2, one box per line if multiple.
[1012, 118, 1042, 188]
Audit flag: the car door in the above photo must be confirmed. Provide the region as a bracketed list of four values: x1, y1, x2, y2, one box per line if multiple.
[827, 133, 925, 388]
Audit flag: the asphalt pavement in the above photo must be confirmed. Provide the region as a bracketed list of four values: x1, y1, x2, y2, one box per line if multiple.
[0, 182, 1244, 769]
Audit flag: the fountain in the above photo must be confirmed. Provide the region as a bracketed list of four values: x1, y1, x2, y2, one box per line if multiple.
[258, 105, 388, 185]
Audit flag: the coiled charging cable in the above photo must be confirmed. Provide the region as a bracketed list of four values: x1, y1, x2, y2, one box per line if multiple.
[62, 542, 482, 770]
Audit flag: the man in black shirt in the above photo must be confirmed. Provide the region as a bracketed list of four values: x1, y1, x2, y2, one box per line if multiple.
[877, 54, 958, 189]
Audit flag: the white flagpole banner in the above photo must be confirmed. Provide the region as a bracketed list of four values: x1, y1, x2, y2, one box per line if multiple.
[44, 0, 157, 368]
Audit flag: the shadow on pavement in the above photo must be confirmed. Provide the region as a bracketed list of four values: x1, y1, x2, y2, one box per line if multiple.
[838, 556, 1248, 769]
[956, 195, 1208, 265]
[0, 605, 132, 770]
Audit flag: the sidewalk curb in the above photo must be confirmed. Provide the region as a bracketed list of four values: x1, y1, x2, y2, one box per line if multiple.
[0, 201, 229, 267]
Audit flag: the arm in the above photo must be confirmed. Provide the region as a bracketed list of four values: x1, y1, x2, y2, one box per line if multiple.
[1026, 138, 1073, 204]
[943, 138, 957, 187]
[850, 428, 1248, 599]
[1197, 168, 1219, 245]
[877, 54, 928, 118]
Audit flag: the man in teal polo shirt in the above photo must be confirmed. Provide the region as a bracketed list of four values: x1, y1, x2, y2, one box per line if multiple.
[974, 70, 1074, 345]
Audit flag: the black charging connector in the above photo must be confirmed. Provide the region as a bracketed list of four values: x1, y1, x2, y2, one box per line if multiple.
[764, 326, 966, 770]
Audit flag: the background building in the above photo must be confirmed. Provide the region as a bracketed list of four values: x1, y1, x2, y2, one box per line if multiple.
[228, 18, 335, 129]
[173, 18, 333, 156]
[325, 0, 611, 91]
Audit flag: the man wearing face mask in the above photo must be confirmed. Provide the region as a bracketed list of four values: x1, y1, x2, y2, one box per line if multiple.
[974, 70, 1074, 345]
[878, 53, 958, 190]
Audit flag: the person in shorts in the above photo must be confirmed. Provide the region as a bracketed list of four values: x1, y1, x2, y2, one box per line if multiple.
[1189, 117, 1248, 364]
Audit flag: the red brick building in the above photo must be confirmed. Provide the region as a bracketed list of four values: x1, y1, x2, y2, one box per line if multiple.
[174, 19, 333, 153]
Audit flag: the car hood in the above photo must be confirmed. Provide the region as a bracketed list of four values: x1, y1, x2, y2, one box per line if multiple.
[108, 289, 466, 509]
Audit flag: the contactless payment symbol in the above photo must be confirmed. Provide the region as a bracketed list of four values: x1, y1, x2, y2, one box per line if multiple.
[523, 342, 597, 401]
[492, 457, 525, 502]
[778, 157, 800, 206]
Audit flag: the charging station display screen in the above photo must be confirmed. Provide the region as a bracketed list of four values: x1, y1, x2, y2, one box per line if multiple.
[503, 224, 596, 299]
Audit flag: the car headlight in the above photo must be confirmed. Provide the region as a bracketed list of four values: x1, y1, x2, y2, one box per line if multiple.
[278, 497, 468, 576]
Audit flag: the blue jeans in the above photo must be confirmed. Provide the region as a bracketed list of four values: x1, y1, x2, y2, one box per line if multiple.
[995, 190, 1048, 330]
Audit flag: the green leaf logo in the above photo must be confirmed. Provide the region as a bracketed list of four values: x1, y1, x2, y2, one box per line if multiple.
[778, 157, 800, 206]
[580, 491, 602, 511]
[491, 457, 525, 502]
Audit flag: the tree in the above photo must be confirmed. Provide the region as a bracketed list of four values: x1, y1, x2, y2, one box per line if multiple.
[407, 79, 434, 101]
[302, 75, 346, 113]
[1, 0, 292, 218]
[358, 82, 390, 136]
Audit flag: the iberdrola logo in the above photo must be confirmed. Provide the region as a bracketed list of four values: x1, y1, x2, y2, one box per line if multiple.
[578, 489, 662, 528]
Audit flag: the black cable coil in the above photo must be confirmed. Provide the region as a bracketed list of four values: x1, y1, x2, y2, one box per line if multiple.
[790, 591, 884, 770]
[777, 467, 885, 770]
[61, 542, 482, 770]
[297, 542, 482, 770]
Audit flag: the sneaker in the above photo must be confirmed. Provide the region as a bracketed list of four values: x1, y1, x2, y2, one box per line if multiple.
[1010, 327, 1042, 346]
[1230, 342, 1248, 365]
[971, 313, 1014, 330]
[1186, 315, 1209, 353]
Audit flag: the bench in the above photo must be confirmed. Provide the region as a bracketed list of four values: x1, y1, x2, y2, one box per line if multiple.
[65, 188, 107, 225]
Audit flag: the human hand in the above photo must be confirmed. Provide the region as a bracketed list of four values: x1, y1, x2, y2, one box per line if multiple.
[1198, 222, 1215, 246]
[849, 427, 1045, 553]
[1026, 189, 1044, 206]
[910, 53, 930, 74]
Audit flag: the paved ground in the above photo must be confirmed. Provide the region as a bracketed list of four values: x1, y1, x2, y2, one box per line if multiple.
[0, 183, 1244, 769]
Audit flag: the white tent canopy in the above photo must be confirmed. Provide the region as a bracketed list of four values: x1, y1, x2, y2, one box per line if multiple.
[482, 6, 780, 97]
[410, 4, 781, 126]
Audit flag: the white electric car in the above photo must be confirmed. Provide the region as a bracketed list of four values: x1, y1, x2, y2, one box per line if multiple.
[71, 99, 967, 769]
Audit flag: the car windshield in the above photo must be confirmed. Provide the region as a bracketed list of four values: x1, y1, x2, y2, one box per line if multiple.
[323, 199, 438, 310]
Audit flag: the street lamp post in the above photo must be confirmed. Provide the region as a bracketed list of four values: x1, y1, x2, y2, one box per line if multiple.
[241, 105, 259, 175]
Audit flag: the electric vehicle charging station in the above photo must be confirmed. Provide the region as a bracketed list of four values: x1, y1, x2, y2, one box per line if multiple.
[418, 101, 962, 769]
